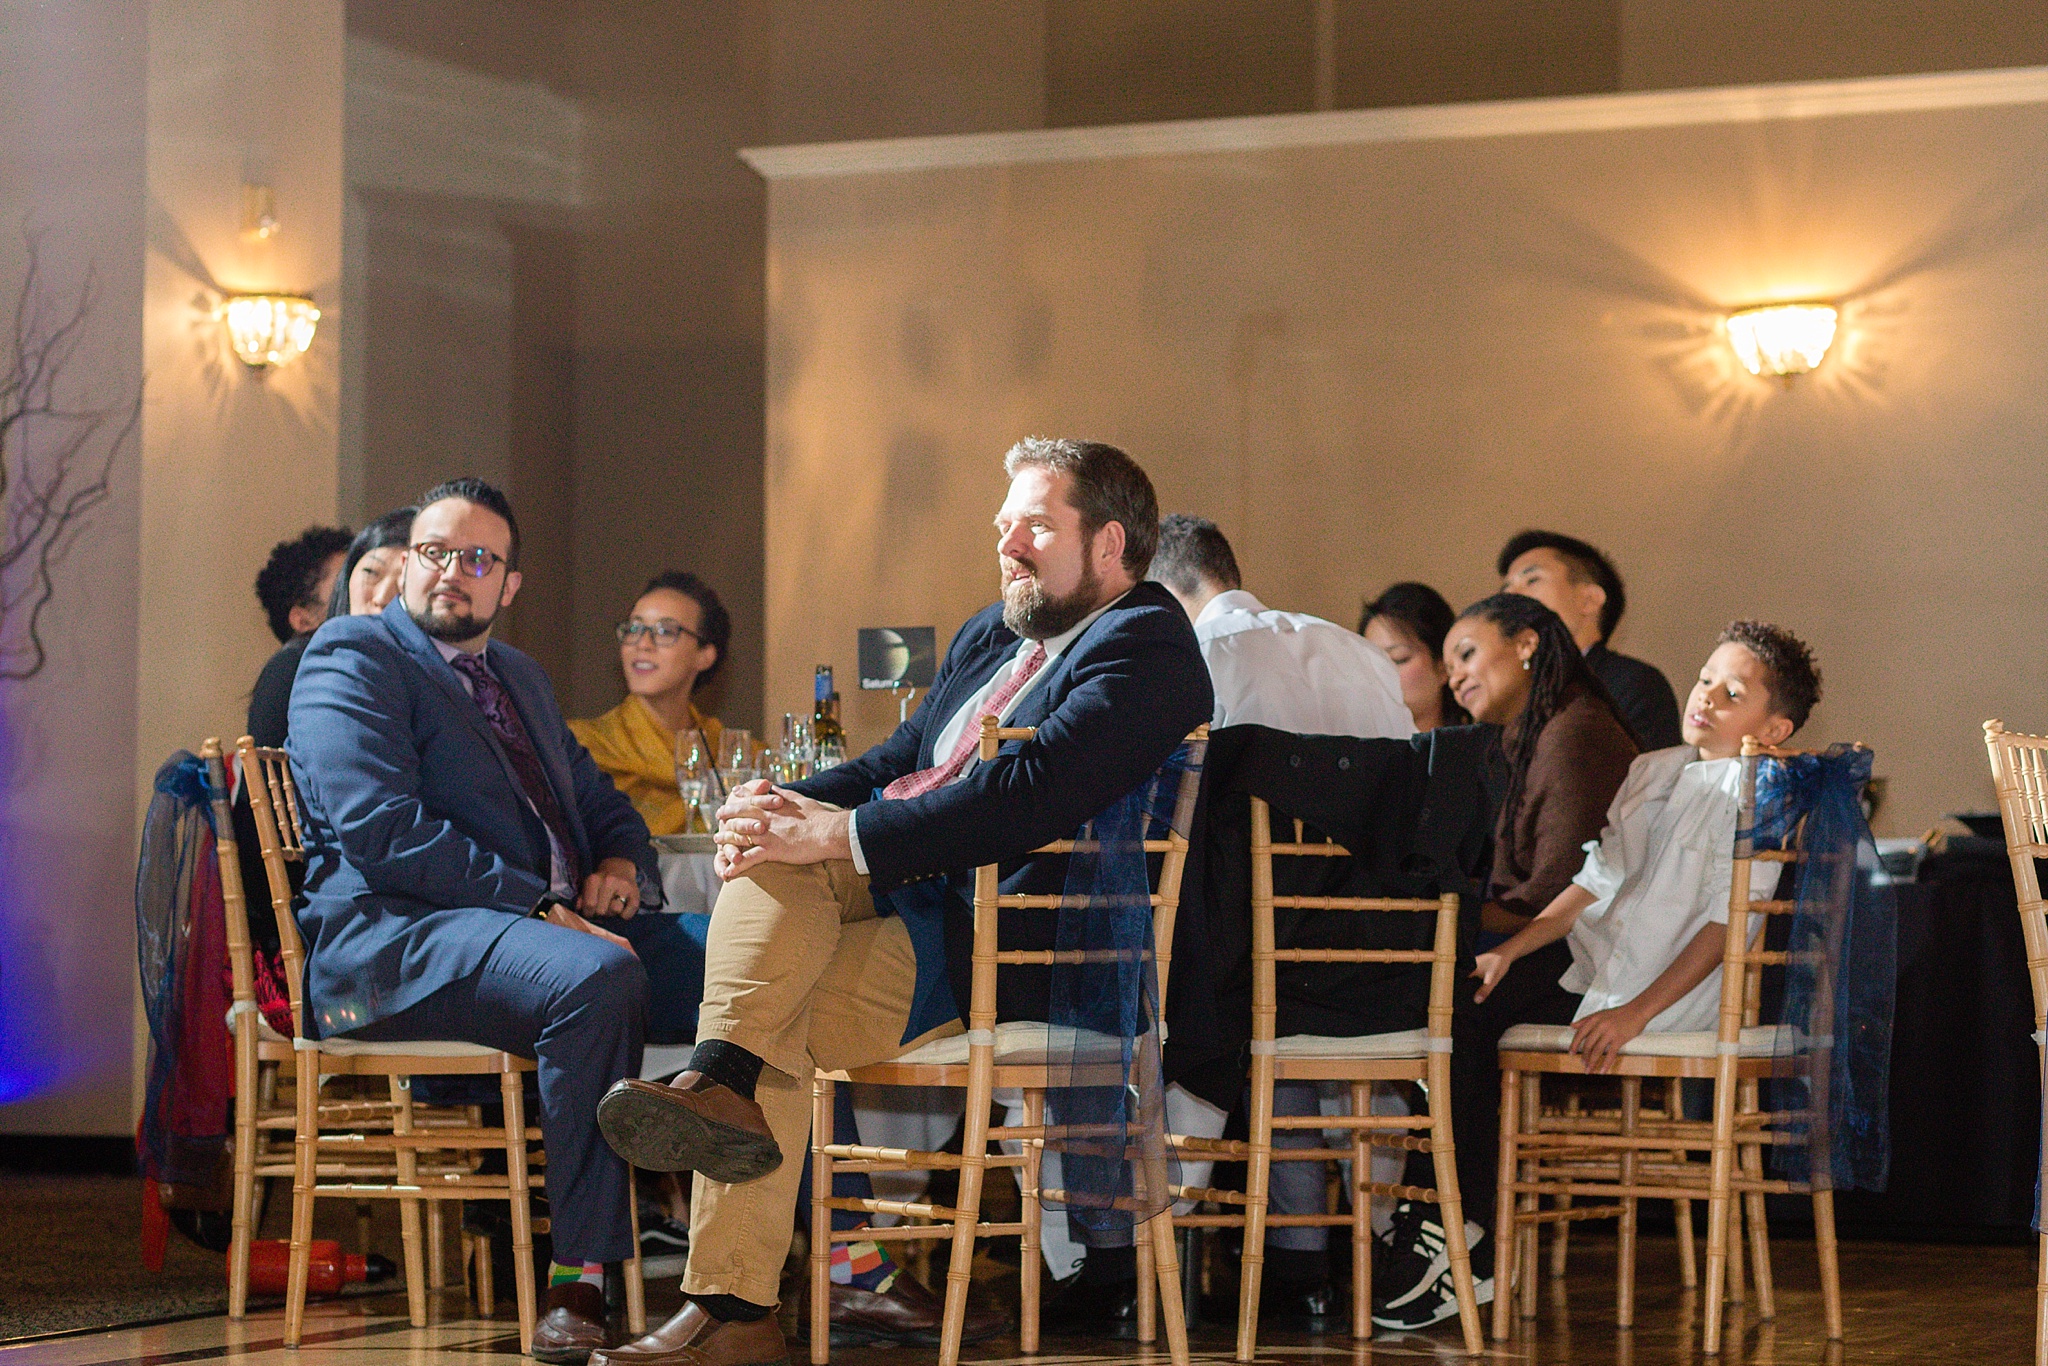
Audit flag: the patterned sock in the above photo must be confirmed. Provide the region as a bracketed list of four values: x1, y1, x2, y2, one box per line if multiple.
[828, 1234, 900, 1294]
[549, 1259, 604, 1288]
[688, 1039, 764, 1100]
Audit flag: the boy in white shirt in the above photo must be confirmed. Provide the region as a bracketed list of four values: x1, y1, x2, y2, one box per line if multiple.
[1471, 620, 1823, 1073]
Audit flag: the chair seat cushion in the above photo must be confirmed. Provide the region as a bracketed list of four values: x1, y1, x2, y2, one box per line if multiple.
[1269, 1028, 1431, 1060]
[1498, 1022, 1786, 1058]
[886, 1021, 1136, 1067]
[258, 1017, 508, 1059]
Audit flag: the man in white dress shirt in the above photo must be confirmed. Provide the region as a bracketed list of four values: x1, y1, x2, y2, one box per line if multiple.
[1147, 513, 1415, 1320]
[1153, 514, 1414, 739]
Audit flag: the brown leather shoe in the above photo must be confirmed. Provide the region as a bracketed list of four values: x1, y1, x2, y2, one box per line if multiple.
[598, 1081, 782, 1187]
[589, 1300, 788, 1366]
[597, 1074, 783, 1183]
[531, 1281, 611, 1364]
[801, 1272, 1011, 1347]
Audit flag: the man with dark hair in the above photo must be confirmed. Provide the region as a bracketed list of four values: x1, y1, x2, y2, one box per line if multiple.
[586, 438, 1212, 1366]
[1153, 513, 1411, 737]
[255, 525, 355, 646]
[250, 524, 354, 746]
[288, 477, 659, 1362]
[1497, 530, 1681, 750]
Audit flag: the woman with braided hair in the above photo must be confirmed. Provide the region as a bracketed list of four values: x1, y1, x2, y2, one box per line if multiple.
[1374, 592, 1639, 1330]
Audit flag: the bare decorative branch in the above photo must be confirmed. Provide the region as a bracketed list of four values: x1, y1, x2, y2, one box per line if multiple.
[0, 230, 139, 680]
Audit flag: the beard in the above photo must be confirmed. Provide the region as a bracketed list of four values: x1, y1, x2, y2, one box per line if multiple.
[1001, 556, 1103, 640]
[410, 592, 497, 643]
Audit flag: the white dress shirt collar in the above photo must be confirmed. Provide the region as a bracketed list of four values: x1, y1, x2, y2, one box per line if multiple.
[1192, 588, 1265, 634]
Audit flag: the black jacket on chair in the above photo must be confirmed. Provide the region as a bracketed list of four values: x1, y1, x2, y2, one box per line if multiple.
[1168, 723, 1501, 1109]
[790, 581, 1215, 1031]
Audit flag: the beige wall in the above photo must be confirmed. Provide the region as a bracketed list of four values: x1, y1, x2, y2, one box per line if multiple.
[0, 1, 146, 1134]
[139, 0, 344, 791]
[135, 0, 344, 1129]
[757, 72, 2048, 836]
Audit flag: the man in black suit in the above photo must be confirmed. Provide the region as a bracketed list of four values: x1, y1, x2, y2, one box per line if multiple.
[591, 439, 1213, 1366]
[1497, 529, 1682, 750]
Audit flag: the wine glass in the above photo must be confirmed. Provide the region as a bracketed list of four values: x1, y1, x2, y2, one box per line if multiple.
[718, 728, 756, 798]
[674, 731, 711, 832]
[774, 714, 814, 783]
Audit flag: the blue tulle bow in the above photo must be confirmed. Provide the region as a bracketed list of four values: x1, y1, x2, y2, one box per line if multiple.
[1043, 739, 1203, 1233]
[1746, 744, 1895, 1192]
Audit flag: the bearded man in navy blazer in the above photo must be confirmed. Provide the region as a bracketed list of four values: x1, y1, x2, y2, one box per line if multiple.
[288, 478, 659, 1363]
[588, 439, 1212, 1366]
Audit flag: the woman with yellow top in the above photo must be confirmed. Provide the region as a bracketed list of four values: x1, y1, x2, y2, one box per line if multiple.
[571, 571, 731, 836]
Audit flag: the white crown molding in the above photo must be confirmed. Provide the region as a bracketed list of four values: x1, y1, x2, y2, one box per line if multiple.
[741, 64, 2048, 180]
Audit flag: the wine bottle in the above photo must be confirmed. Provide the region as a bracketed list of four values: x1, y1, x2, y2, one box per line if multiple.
[814, 665, 846, 769]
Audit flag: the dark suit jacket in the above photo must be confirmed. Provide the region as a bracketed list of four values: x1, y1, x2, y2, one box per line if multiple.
[1587, 642, 1682, 751]
[286, 600, 657, 1039]
[1171, 724, 1500, 1108]
[792, 581, 1213, 1024]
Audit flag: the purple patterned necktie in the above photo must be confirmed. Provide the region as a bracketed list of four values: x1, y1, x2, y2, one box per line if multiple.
[449, 651, 582, 887]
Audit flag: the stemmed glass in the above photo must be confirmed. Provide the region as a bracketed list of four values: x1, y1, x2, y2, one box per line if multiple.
[674, 731, 711, 833]
[717, 728, 757, 802]
[773, 713, 814, 784]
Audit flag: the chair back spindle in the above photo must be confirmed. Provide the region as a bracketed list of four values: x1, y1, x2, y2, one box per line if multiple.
[238, 736, 310, 1040]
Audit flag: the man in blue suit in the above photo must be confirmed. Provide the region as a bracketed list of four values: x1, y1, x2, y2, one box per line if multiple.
[288, 478, 659, 1363]
[589, 439, 1213, 1366]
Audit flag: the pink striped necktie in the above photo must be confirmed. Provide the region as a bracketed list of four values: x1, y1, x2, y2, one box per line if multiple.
[881, 641, 1048, 800]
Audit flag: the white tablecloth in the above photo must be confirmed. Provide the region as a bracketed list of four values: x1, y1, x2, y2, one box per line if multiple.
[655, 838, 720, 916]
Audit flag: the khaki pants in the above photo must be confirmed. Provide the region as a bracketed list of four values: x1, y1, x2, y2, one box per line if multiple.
[682, 858, 960, 1305]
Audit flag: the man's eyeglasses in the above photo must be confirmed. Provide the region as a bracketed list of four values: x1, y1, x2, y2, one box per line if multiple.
[615, 620, 705, 648]
[411, 542, 509, 578]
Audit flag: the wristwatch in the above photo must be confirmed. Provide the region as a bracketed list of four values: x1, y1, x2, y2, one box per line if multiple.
[531, 892, 575, 919]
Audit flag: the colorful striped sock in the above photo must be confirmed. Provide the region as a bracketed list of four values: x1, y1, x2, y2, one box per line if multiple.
[549, 1259, 605, 1288]
[828, 1235, 899, 1294]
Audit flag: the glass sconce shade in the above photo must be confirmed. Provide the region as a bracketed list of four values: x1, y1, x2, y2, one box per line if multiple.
[1725, 303, 1838, 380]
[222, 294, 319, 369]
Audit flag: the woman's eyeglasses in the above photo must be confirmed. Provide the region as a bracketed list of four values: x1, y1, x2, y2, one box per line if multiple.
[411, 542, 508, 578]
[616, 620, 705, 648]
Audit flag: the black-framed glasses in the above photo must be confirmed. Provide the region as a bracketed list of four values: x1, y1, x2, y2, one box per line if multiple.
[411, 542, 508, 578]
[616, 619, 705, 648]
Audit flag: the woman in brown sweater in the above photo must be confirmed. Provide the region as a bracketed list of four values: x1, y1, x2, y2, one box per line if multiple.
[1379, 592, 1638, 1329]
[1454, 594, 1641, 937]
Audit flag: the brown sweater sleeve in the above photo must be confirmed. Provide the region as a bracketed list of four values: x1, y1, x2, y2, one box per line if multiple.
[1492, 692, 1639, 919]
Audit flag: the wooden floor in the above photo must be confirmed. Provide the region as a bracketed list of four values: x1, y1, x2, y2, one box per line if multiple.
[0, 1234, 2029, 1366]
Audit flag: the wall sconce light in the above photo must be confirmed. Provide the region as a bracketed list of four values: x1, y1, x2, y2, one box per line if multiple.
[220, 293, 320, 370]
[1725, 302, 1838, 383]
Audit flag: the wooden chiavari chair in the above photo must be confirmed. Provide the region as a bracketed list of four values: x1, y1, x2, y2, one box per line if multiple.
[206, 740, 490, 1319]
[1186, 797, 1480, 1359]
[1493, 737, 1845, 1356]
[1983, 719, 2048, 1366]
[806, 720, 1206, 1366]
[227, 736, 645, 1350]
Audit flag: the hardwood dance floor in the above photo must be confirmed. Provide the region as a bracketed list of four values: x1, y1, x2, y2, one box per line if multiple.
[0, 1234, 2028, 1366]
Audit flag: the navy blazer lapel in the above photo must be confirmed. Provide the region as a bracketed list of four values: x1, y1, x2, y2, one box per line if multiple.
[918, 614, 1021, 767]
[379, 603, 532, 809]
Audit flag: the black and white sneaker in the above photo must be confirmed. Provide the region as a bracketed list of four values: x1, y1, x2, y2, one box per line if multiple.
[1373, 1201, 1442, 1308]
[637, 1209, 690, 1277]
[1371, 1213, 1491, 1330]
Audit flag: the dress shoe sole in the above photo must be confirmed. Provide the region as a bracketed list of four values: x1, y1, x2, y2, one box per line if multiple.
[531, 1343, 602, 1365]
[598, 1085, 784, 1183]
